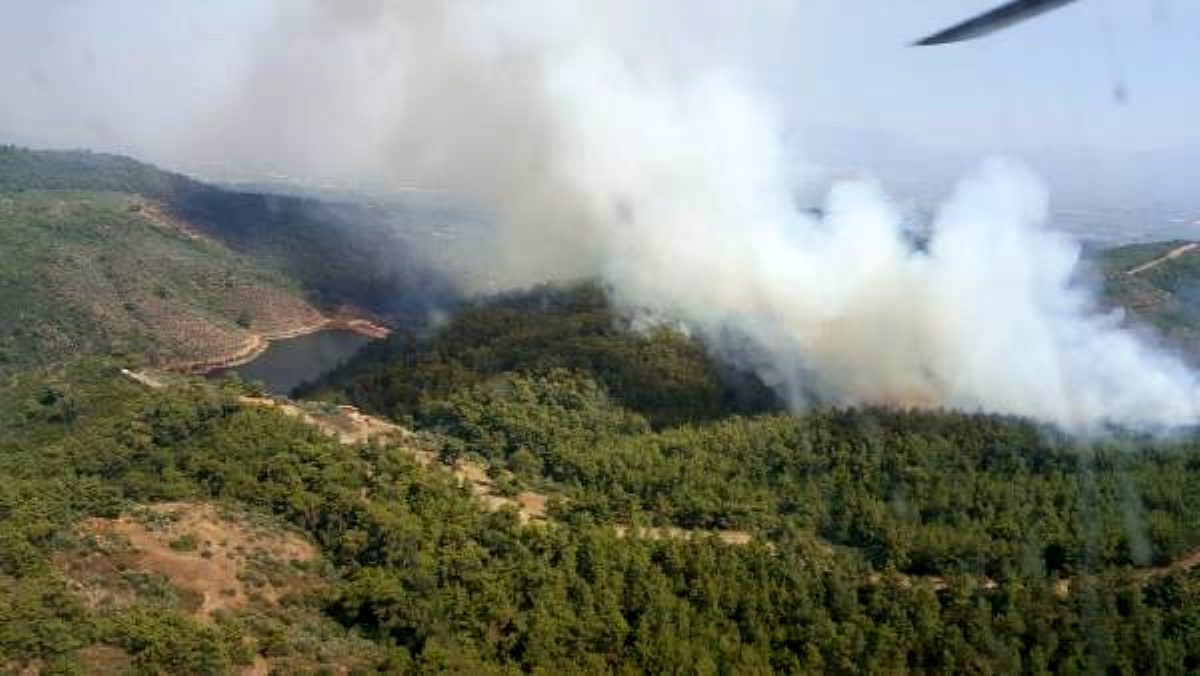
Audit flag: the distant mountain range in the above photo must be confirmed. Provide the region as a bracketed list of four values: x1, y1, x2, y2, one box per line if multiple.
[3, 145, 1200, 674]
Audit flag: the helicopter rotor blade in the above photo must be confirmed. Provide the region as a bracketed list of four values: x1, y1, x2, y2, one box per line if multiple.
[915, 0, 1081, 46]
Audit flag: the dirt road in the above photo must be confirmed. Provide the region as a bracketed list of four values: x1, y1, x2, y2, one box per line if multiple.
[1126, 242, 1199, 276]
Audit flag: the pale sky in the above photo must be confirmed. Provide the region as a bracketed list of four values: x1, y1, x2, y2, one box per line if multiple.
[779, 0, 1200, 153]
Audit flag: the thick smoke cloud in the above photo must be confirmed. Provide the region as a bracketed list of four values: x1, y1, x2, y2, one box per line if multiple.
[52, 1, 1200, 429]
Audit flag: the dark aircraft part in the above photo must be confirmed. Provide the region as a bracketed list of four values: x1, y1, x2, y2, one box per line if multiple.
[915, 0, 1081, 46]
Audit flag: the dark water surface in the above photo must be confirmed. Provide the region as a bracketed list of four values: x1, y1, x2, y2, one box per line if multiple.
[215, 329, 372, 395]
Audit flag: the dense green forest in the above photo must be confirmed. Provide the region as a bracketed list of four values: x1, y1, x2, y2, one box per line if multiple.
[0, 283, 1128, 672]
[4, 357, 1200, 673]
[299, 282, 778, 428]
[311, 284, 1200, 575]
[4, 146, 1200, 672]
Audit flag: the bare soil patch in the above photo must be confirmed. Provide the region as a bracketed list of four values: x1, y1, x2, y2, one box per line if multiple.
[238, 396, 418, 449]
[64, 502, 318, 620]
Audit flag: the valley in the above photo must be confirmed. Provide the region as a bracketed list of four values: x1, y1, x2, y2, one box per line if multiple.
[5, 344, 1200, 672]
[6, 1, 1200, 672]
[207, 328, 377, 395]
[0, 146, 452, 380]
[3, 146, 1200, 673]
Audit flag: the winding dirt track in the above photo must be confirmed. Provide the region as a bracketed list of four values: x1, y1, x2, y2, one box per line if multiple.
[233, 395, 758, 540]
[123, 376, 1200, 572]
[236, 396, 553, 524]
[1140, 547, 1200, 579]
[1126, 242, 1199, 276]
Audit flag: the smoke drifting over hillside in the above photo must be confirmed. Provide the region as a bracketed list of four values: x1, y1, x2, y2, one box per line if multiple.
[201, 0, 1200, 430]
[26, 1, 1200, 429]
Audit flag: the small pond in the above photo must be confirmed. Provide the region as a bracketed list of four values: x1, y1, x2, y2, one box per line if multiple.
[214, 329, 372, 395]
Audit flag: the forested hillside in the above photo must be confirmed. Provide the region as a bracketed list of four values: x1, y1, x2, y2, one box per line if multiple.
[310, 283, 1200, 575]
[1097, 239, 1200, 359]
[0, 189, 322, 375]
[0, 146, 196, 197]
[3, 352, 1199, 672]
[300, 282, 779, 428]
[0, 146, 454, 375]
[5, 147, 1200, 672]
[168, 187, 455, 320]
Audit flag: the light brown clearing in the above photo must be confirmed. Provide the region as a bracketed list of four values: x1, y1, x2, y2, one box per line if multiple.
[234, 396, 760, 537]
[448, 458, 549, 524]
[65, 502, 318, 620]
[136, 199, 213, 245]
[73, 645, 133, 675]
[238, 396, 420, 449]
[515, 492, 549, 521]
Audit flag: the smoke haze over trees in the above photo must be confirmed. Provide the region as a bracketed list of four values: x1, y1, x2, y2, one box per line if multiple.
[3, 1, 1198, 428]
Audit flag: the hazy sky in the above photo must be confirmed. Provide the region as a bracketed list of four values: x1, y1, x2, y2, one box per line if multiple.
[784, 1, 1200, 152]
[1, 1, 1197, 187]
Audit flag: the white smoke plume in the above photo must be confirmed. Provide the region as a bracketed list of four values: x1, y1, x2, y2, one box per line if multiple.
[200, 1, 1200, 430]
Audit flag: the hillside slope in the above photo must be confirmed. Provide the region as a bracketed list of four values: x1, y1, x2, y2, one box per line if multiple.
[3, 352, 1200, 672]
[1096, 239, 1200, 357]
[0, 146, 455, 376]
[0, 189, 325, 375]
[1, 146, 457, 316]
[300, 282, 780, 428]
